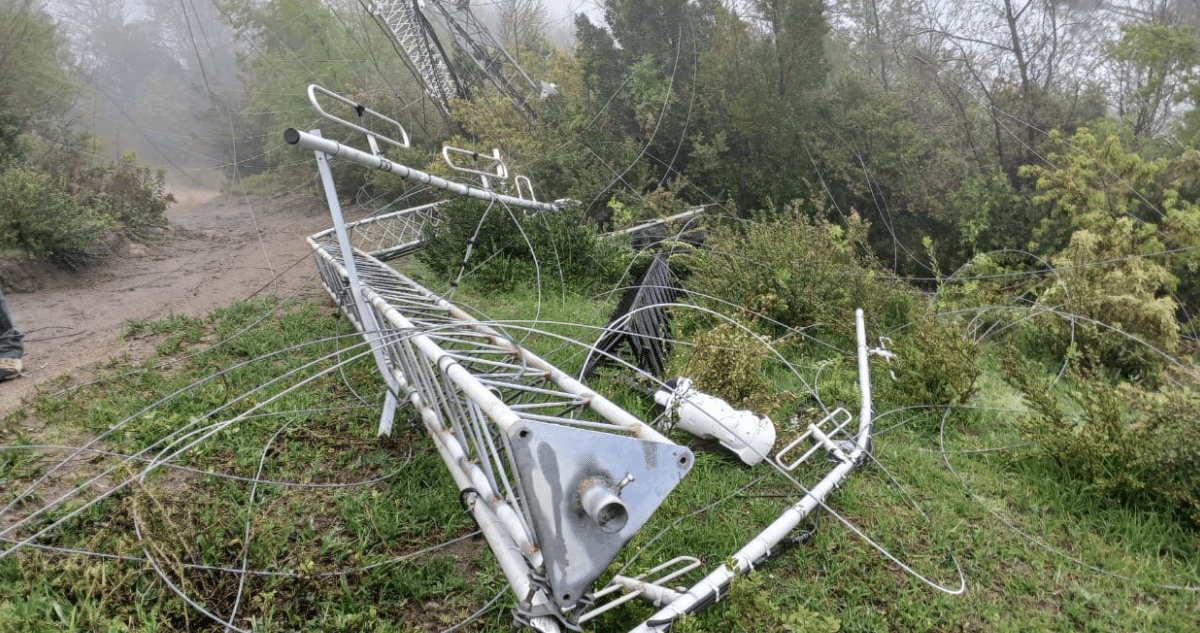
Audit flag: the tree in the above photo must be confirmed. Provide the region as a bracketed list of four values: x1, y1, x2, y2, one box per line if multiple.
[215, 0, 428, 185]
[752, 0, 828, 97]
[1106, 21, 1200, 139]
[498, 0, 549, 68]
[0, 0, 77, 142]
[913, 0, 1109, 173]
[1019, 124, 1200, 375]
[828, 0, 925, 92]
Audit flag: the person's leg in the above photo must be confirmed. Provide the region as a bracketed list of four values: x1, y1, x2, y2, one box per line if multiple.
[0, 286, 24, 380]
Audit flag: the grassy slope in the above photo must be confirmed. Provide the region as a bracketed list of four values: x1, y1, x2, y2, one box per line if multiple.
[1, 285, 1197, 632]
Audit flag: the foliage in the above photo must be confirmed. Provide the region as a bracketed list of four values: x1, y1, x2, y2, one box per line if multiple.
[807, 72, 964, 275]
[417, 197, 627, 294]
[0, 132, 173, 260]
[1106, 22, 1200, 139]
[1003, 350, 1200, 526]
[690, 203, 913, 345]
[943, 171, 1035, 259]
[216, 0, 430, 187]
[74, 151, 174, 229]
[0, 0, 174, 263]
[879, 312, 982, 415]
[1018, 125, 1200, 378]
[0, 0, 77, 137]
[680, 322, 768, 406]
[0, 164, 110, 265]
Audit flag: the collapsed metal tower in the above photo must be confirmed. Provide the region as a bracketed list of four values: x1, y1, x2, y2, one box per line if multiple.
[288, 84, 880, 633]
[369, 0, 552, 122]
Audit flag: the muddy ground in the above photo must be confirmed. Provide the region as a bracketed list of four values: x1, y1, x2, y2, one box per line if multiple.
[0, 188, 346, 419]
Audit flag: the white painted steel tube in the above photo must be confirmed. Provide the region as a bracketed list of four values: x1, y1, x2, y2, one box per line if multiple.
[627, 309, 874, 633]
[307, 202, 441, 241]
[370, 293, 523, 431]
[432, 294, 672, 444]
[602, 207, 708, 237]
[284, 128, 558, 213]
[854, 308, 874, 453]
[390, 364, 542, 566]
[359, 273, 671, 444]
[312, 131, 400, 399]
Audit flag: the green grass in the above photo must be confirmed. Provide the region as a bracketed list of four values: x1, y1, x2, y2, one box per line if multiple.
[2, 287, 1198, 632]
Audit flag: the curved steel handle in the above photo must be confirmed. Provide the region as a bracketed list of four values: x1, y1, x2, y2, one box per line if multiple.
[307, 84, 410, 150]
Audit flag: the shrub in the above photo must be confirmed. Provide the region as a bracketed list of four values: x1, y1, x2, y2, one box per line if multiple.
[681, 322, 768, 406]
[418, 196, 627, 293]
[17, 137, 173, 236]
[0, 164, 109, 265]
[1016, 125, 1199, 380]
[1004, 349, 1200, 525]
[690, 203, 913, 346]
[74, 151, 174, 230]
[880, 312, 981, 414]
[1014, 225, 1180, 382]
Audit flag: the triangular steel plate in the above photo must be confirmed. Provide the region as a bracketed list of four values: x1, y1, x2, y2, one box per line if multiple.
[509, 420, 693, 610]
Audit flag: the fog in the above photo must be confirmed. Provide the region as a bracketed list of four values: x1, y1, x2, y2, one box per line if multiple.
[39, 0, 584, 188]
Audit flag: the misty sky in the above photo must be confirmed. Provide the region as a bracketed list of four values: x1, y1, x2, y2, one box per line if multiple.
[541, 0, 602, 38]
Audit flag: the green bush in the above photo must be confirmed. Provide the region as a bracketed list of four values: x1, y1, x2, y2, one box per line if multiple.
[0, 164, 110, 264]
[880, 313, 981, 415]
[418, 196, 627, 293]
[690, 203, 913, 346]
[1015, 125, 1198, 381]
[680, 322, 769, 406]
[75, 151, 174, 229]
[1004, 350, 1200, 526]
[1013, 224, 1180, 382]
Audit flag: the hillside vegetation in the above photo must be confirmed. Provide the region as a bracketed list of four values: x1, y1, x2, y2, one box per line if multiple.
[1, 0, 1198, 630]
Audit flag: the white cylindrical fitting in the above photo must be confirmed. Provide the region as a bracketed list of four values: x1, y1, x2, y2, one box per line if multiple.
[654, 378, 776, 466]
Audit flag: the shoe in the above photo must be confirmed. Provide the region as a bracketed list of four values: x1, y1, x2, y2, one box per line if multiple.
[0, 357, 21, 381]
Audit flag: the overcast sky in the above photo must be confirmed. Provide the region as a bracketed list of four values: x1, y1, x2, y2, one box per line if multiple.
[539, 0, 603, 41]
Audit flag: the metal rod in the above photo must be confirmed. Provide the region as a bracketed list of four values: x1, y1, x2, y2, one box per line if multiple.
[626, 309, 876, 632]
[311, 130, 401, 436]
[284, 127, 559, 213]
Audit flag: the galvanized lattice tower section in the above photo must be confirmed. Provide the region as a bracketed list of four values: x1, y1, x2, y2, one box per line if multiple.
[369, 0, 462, 119]
[370, 0, 552, 122]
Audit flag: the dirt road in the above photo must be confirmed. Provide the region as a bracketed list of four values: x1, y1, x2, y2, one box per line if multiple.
[0, 188, 342, 419]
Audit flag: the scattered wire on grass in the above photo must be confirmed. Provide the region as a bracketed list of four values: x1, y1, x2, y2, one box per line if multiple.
[6, 2, 1199, 630]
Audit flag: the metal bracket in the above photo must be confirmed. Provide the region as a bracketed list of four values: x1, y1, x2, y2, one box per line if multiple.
[775, 407, 854, 470]
[509, 421, 693, 611]
[870, 336, 897, 380]
[442, 145, 507, 189]
[515, 174, 536, 202]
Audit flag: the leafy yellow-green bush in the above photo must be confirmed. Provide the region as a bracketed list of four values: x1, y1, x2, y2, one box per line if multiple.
[1004, 350, 1200, 525]
[1017, 125, 1198, 380]
[880, 313, 981, 414]
[681, 322, 768, 406]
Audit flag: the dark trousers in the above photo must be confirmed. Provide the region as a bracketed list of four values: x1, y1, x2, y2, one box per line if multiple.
[0, 286, 23, 359]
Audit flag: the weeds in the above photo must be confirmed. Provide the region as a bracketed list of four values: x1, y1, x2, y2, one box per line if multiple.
[2, 289, 1198, 632]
